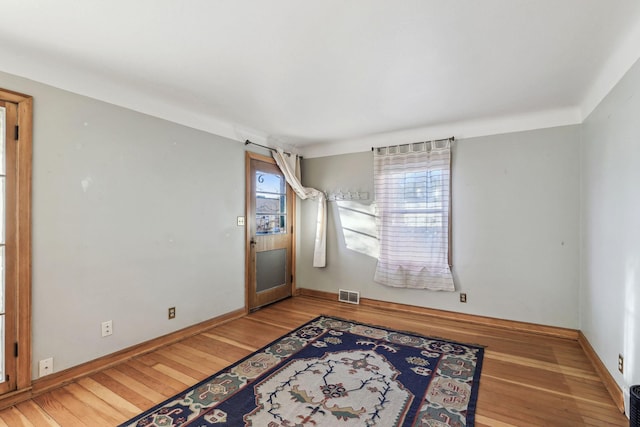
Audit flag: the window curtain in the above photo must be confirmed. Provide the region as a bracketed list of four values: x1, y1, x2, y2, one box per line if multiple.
[373, 140, 454, 290]
[272, 149, 327, 267]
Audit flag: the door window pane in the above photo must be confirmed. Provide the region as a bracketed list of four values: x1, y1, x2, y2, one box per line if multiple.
[0, 178, 4, 244]
[256, 171, 284, 194]
[0, 106, 4, 243]
[255, 170, 286, 235]
[0, 107, 4, 175]
[256, 194, 285, 215]
[0, 246, 3, 314]
[0, 314, 4, 382]
[256, 215, 286, 234]
[0, 106, 5, 384]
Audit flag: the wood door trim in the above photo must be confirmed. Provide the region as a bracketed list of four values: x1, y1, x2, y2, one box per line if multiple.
[245, 151, 296, 312]
[0, 88, 33, 394]
[1, 100, 18, 395]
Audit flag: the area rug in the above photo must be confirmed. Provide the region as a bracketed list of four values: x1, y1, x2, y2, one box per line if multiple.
[120, 315, 484, 426]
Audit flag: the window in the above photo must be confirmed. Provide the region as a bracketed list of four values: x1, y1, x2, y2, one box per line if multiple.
[255, 171, 287, 235]
[373, 140, 454, 291]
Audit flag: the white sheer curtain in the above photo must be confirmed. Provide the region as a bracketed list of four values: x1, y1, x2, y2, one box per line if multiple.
[272, 149, 327, 267]
[373, 140, 454, 290]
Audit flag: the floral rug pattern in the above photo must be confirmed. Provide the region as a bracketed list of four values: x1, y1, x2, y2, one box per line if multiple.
[120, 316, 484, 426]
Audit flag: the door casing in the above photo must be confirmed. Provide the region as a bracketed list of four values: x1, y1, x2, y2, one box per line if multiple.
[0, 88, 32, 396]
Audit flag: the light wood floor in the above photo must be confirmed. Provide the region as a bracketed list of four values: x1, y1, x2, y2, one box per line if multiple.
[0, 296, 628, 426]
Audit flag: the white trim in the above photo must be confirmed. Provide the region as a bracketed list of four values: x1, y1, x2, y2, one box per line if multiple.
[299, 107, 582, 158]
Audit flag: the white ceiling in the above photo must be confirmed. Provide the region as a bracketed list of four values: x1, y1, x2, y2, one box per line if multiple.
[1, 1, 640, 157]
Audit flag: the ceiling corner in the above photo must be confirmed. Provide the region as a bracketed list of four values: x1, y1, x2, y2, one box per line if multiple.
[580, 17, 640, 121]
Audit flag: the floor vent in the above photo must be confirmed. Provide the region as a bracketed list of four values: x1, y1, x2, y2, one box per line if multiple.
[338, 289, 360, 305]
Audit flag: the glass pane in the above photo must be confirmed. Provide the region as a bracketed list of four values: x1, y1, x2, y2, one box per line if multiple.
[0, 314, 4, 383]
[256, 171, 284, 194]
[0, 178, 4, 244]
[0, 107, 5, 384]
[255, 168, 287, 235]
[256, 249, 286, 292]
[256, 215, 286, 235]
[256, 194, 286, 215]
[0, 246, 3, 314]
[0, 106, 5, 176]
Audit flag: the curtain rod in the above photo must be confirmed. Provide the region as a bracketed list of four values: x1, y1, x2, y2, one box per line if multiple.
[371, 136, 455, 152]
[244, 140, 294, 157]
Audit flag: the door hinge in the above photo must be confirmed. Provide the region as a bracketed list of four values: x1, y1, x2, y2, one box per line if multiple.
[291, 274, 294, 283]
[14, 125, 19, 141]
[14, 342, 18, 358]
[5, 375, 8, 382]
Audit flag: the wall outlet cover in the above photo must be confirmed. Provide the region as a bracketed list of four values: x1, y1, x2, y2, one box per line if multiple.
[39, 357, 53, 377]
[618, 354, 624, 373]
[101, 320, 113, 337]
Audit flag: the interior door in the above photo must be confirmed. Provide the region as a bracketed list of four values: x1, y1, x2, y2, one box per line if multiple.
[246, 152, 293, 310]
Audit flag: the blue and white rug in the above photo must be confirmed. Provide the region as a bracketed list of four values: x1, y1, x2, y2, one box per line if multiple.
[120, 315, 484, 426]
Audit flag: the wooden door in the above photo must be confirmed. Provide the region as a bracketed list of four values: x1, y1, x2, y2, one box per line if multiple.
[246, 152, 293, 310]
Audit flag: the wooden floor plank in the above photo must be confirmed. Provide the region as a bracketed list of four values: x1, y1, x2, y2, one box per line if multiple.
[89, 371, 156, 411]
[155, 346, 222, 376]
[0, 406, 36, 427]
[188, 332, 252, 359]
[75, 377, 141, 418]
[113, 362, 183, 398]
[31, 393, 87, 427]
[124, 359, 192, 394]
[14, 400, 61, 427]
[0, 296, 628, 426]
[101, 368, 166, 404]
[45, 388, 115, 426]
[151, 362, 199, 387]
[62, 383, 123, 425]
[139, 352, 206, 383]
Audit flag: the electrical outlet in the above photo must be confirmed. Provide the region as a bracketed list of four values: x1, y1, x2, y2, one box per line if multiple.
[618, 354, 624, 373]
[460, 293, 467, 303]
[101, 320, 113, 337]
[237, 216, 245, 226]
[39, 357, 53, 377]
[168, 307, 176, 319]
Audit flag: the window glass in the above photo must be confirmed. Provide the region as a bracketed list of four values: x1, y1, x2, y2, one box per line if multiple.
[256, 171, 286, 234]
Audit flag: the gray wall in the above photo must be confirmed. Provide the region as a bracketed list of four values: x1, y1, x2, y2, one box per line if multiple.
[299, 126, 581, 328]
[581, 57, 640, 414]
[1, 71, 248, 379]
[3, 56, 637, 410]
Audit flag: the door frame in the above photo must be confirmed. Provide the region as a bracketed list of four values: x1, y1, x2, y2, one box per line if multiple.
[244, 151, 296, 313]
[0, 88, 32, 394]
